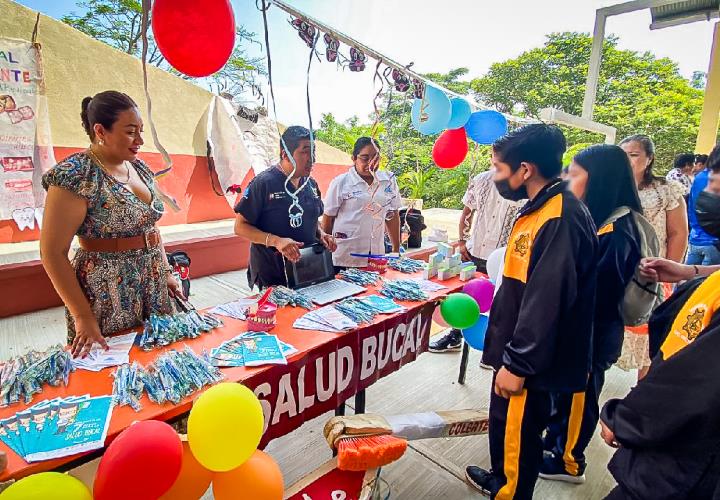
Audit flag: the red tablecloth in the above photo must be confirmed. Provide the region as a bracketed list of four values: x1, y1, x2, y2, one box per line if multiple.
[0, 270, 468, 480]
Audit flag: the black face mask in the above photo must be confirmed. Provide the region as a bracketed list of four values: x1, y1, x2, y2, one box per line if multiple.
[696, 190, 720, 239]
[494, 177, 528, 201]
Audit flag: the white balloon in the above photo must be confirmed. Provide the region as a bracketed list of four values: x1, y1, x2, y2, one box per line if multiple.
[486, 247, 506, 284]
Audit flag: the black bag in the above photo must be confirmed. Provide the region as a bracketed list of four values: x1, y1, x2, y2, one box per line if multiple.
[167, 250, 191, 298]
[399, 208, 427, 249]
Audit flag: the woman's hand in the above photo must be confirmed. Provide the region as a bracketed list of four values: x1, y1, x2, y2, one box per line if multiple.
[166, 272, 186, 300]
[639, 258, 694, 283]
[274, 237, 304, 262]
[71, 314, 108, 358]
[319, 231, 337, 252]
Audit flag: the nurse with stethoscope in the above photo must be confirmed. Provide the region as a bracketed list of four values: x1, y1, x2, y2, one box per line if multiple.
[321, 137, 402, 270]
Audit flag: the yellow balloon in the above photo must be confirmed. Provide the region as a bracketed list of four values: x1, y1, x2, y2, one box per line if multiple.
[188, 383, 264, 472]
[0, 472, 91, 500]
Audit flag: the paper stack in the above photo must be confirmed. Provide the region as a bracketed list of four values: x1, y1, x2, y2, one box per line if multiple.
[72, 332, 137, 372]
[0, 394, 114, 462]
[208, 298, 259, 320]
[210, 332, 297, 367]
[293, 305, 359, 333]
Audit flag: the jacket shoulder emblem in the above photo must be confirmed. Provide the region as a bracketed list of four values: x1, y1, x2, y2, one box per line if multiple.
[682, 307, 707, 341]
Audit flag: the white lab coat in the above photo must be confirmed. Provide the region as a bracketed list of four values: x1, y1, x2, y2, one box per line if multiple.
[323, 167, 402, 267]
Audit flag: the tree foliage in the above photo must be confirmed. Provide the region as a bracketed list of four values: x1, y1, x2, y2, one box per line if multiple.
[471, 32, 704, 171]
[61, 0, 265, 98]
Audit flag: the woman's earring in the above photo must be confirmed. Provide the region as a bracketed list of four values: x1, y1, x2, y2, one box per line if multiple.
[98, 139, 104, 146]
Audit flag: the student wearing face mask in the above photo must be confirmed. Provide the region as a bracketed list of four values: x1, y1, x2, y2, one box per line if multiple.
[539, 144, 643, 485]
[465, 124, 598, 499]
[687, 145, 720, 266]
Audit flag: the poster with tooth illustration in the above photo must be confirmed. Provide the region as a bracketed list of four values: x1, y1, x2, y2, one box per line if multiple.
[0, 38, 56, 225]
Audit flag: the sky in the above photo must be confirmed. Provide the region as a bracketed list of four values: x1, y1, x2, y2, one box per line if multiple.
[16, 0, 716, 126]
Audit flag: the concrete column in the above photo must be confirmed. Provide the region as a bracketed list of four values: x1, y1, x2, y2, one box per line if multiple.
[696, 22, 720, 154]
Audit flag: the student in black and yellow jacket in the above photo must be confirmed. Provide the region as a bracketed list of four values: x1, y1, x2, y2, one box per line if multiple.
[465, 124, 598, 499]
[539, 144, 643, 484]
[599, 259, 720, 500]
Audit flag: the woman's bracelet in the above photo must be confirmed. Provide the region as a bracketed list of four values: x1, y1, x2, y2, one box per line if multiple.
[265, 233, 273, 247]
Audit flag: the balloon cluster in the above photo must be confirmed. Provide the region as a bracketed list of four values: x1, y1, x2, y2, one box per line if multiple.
[410, 86, 509, 169]
[3, 384, 282, 500]
[437, 277, 496, 351]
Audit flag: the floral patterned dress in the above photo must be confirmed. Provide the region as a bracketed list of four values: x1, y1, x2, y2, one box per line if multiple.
[42, 151, 174, 344]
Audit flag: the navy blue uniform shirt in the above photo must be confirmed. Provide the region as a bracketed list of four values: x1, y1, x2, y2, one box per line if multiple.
[234, 166, 324, 289]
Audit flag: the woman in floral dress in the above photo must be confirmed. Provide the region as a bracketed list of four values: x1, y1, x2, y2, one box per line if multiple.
[618, 135, 688, 378]
[41, 91, 183, 358]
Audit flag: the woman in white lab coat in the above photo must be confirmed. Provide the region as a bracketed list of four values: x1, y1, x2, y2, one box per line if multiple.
[321, 137, 402, 270]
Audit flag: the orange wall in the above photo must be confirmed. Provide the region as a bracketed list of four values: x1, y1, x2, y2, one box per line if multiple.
[0, 147, 348, 243]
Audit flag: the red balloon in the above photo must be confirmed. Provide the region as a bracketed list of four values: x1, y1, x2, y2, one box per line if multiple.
[432, 128, 469, 169]
[152, 0, 236, 77]
[94, 420, 183, 500]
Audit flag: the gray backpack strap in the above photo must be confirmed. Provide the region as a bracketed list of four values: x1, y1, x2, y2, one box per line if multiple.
[600, 206, 631, 229]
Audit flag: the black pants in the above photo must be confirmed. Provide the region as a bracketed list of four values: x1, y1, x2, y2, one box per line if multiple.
[544, 370, 605, 475]
[488, 378, 551, 500]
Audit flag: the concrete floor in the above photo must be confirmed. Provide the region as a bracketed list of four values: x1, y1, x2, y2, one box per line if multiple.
[0, 265, 634, 499]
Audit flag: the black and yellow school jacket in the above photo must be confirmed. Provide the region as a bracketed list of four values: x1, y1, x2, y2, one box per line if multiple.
[482, 180, 598, 393]
[601, 271, 720, 499]
[593, 213, 641, 371]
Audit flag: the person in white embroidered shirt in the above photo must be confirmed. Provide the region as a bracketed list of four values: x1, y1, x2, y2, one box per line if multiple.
[321, 137, 402, 270]
[430, 167, 523, 353]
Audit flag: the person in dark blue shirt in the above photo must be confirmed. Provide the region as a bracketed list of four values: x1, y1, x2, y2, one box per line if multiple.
[234, 126, 336, 289]
[686, 149, 719, 266]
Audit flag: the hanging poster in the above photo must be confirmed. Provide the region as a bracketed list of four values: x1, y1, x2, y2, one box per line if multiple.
[0, 37, 56, 229]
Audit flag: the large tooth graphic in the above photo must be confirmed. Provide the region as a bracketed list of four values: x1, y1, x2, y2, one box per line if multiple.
[12, 207, 36, 231]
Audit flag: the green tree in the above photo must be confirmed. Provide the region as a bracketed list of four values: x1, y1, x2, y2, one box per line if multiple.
[315, 114, 381, 153]
[471, 32, 705, 171]
[61, 0, 265, 98]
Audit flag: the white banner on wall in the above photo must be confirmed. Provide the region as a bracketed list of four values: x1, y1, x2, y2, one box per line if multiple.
[0, 37, 56, 230]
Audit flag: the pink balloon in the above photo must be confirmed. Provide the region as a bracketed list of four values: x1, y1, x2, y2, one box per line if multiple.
[432, 305, 449, 328]
[463, 278, 495, 313]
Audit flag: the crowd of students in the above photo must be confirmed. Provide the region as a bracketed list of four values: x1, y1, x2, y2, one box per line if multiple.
[428, 125, 720, 499]
[39, 91, 720, 499]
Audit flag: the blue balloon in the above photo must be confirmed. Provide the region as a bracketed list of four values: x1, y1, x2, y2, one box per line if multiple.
[447, 98, 472, 129]
[465, 110, 508, 145]
[411, 86, 451, 135]
[462, 314, 489, 350]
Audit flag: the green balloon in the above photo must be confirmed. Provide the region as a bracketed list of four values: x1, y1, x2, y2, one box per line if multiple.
[440, 293, 480, 330]
[0, 472, 91, 500]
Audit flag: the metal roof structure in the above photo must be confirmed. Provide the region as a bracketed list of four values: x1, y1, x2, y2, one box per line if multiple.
[650, 0, 720, 29]
[583, 0, 719, 120]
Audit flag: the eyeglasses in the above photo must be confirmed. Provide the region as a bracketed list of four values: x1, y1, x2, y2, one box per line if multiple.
[356, 154, 380, 163]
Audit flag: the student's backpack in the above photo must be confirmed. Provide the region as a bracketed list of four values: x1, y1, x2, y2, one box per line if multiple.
[601, 207, 661, 326]
[167, 250, 191, 299]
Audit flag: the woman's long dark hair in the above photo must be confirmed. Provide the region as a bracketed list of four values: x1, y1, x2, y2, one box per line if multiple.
[574, 144, 643, 228]
[619, 134, 664, 189]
